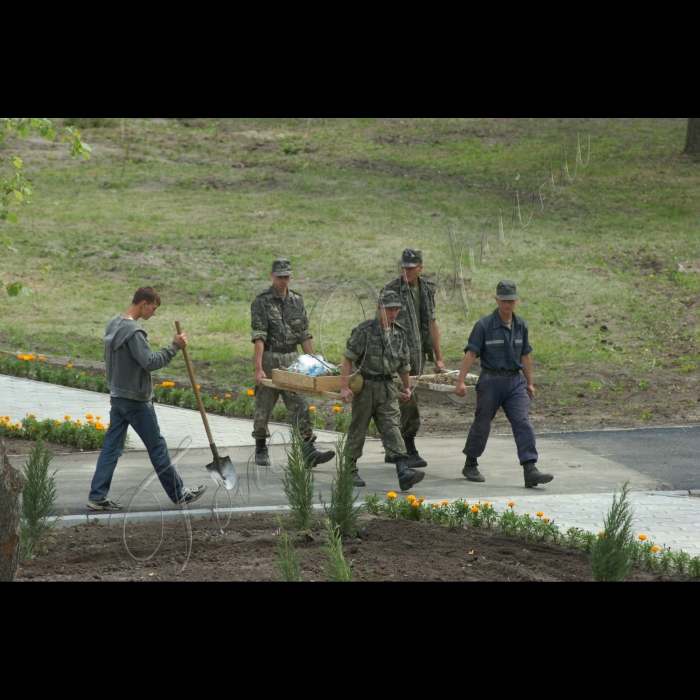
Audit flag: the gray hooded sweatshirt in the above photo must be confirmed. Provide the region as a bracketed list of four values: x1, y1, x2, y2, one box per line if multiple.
[104, 315, 180, 402]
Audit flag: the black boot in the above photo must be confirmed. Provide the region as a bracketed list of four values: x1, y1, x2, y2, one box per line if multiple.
[396, 458, 425, 492]
[349, 460, 366, 488]
[523, 461, 554, 488]
[302, 436, 336, 469]
[405, 437, 428, 469]
[384, 453, 396, 464]
[462, 456, 485, 482]
[255, 439, 271, 467]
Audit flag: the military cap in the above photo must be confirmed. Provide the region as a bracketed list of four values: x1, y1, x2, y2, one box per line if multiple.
[378, 290, 402, 308]
[399, 248, 423, 268]
[272, 259, 293, 277]
[496, 280, 519, 300]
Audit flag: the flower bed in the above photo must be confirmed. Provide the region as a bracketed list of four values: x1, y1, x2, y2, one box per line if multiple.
[1, 352, 352, 432]
[365, 493, 700, 579]
[1, 414, 110, 450]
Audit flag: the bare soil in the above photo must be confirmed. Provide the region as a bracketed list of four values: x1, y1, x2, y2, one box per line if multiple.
[17, 514, 685, 582]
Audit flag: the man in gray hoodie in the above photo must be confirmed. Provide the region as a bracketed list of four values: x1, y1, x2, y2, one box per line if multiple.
[87, 287, 207, 511]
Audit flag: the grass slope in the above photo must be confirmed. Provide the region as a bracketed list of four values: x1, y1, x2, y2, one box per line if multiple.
[1, 118, 699, 426]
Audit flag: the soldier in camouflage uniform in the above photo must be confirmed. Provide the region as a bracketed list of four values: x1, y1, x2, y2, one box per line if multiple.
[251, 259, 335, 469]
[382, 248, 446, 469]
[340, 290, 426, 492]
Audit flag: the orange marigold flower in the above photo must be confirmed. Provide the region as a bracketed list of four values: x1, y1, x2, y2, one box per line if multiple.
[412, 501, 420, 508]
[76, 421, 82, 426]
[598, 532, 605, 538]
[310, 406, 316, 412]
[433, 503, 440, 509]
[213, 397, 219, 400]
[638, 534, 647, 541]
[247, 390, 255, 397]
[333, 406, 342, 413]
[537, 512, 544, 518]
[418, 498, 425, 504]
[226, 394, 232, 399]
[484, 502, 490, 507]
[67, 364, 74, 368]
[387, 492, 397, 500]
[64, 416, 71, 421]
[442, 501, 450, 507]
[508, 502, 516, 508]
[543, 518, 550, 523]
[29, 414, 36, 419]
[651, 546, 660, 553]
[471, 507, 479, 514]
[86, 414, 93, 420]
[96, 416, 101, 421]
[39, 357, 45, 362]
[407, 495, 416, 503]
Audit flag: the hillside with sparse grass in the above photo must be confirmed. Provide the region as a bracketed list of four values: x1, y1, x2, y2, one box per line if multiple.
[1, 118, 699, 433]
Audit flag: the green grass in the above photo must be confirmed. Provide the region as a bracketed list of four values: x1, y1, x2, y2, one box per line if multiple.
[2, 118, 699, 402]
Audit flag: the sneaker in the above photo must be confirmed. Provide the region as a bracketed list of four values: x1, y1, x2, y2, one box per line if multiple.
[87, 498, 124, 512]
[176, 485, 207, 508]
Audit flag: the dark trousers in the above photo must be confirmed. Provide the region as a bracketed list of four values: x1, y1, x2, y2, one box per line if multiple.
[463, 373, 538, 465]
[89, 397, 184, 504]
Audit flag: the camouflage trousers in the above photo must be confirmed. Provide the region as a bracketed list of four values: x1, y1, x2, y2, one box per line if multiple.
[398, 355, 425, 440]
[346, 378, 408, 463]
[252, 351, 312, 441]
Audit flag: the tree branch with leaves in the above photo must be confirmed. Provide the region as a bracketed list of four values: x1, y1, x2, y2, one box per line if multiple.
[1, 118, 91, 296]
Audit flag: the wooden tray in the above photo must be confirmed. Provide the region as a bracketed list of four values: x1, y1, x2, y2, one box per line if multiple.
[271, 369, 343, 393]
[262, 370, 364, 402]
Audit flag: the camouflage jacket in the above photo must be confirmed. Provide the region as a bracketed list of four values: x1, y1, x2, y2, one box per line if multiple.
[382, 276, 437, 363]
[251, 287, 313, 347]
[343, 319, 411, 378]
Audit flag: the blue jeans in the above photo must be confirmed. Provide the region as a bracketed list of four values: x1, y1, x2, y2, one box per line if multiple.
[89, 397, 184, 504]
[463, 373, 538, 465]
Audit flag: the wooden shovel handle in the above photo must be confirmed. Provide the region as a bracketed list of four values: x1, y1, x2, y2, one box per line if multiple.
[175, 321, 214, 445]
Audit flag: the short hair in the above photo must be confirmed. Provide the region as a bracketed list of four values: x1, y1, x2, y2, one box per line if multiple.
[132, 286, 161, 306]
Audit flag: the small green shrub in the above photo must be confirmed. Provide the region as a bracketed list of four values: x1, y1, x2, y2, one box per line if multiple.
[276, 532, 302, 582]
[20, 440, 59, 557]
[320, 434, 362, 537]
[320, 520, 354, 582]
[589, 482, 636, 582]
[281, 429, 316, 539]
[274, 404, 291, 422]
[333, 409, 351, 433]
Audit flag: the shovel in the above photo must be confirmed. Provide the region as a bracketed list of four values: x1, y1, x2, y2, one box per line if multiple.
[175, 321, 237, 491]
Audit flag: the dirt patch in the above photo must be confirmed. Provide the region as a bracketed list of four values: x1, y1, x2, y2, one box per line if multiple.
[1, 437, 86, 457]
[17, 514, 686, 582]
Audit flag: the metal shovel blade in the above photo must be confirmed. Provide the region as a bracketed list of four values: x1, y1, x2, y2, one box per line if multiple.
[206, 455, 238, 491]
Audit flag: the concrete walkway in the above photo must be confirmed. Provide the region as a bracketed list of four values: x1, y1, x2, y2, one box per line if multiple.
[0, 375, 339, 449]
[3, 375, 700, 557]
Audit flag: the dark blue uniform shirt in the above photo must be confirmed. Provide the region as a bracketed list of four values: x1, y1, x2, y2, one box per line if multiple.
[465, 309, 533, 372]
